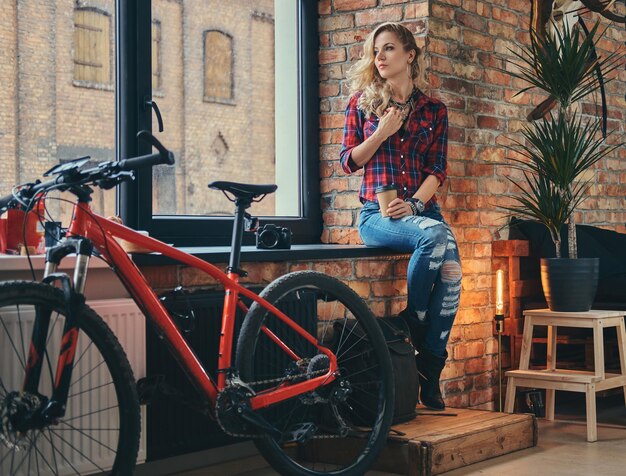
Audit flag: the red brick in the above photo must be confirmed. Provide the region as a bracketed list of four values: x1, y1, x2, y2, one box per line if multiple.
[180, 267, 219, 287]
[464, 31, 494, 51]
[492, 6, 519, 26]
[465, 356, 494, 375]
[320, 178, 349, 194]
[427, 37, 449, 56]
[333, 193, 362, 209]
[288, 263, 311, 272]
[319, 113, 345, 129]
[432, 2, 455, 21]
[372, 279, 407, 297]
[456, 12, 487, 31]
[460, 290, 491, 309]
[331, 28, 372, 45]
[507, 0, 529, 12]
[488, 21, 516, 39]
[319, 0, 331, 15]
[467, 98, 497, 114]
[447, 126, 466, 143]
[461, 322, 494, 340]
[469, 387, 494, 407]
[347, 44, 363, 61]
[405, 1, 429, 19]
[312, 261, 353, 278]
[441, 77, 475, 96]
[355, 7, 403, 26]
[319, 14, 354, 32]
[355, 260, 394, 279]
[477, 115, 506, 130]
[334, 0, 377, 11]
[330, 227, 362, 245]
[448, 144, 476, 160]
[453, 340, 486, 360]
[449, 178, 478, 194]
[319, 48, 346, 65]
[320, 82, 340, 98]
[444, 393, 469, 407]
[484, 69, 511, 86]
[241, 262, 288, 285]
[441, 361, 466, 380]
[347, 280, 370, 299]
[444, 379, 466, 394]
[323, 210, 353, 226]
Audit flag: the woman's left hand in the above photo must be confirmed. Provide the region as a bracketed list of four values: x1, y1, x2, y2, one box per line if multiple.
[386, 198, 413, 219]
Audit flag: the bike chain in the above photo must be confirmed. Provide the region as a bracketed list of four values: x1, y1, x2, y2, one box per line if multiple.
[215, 369, 346, 440]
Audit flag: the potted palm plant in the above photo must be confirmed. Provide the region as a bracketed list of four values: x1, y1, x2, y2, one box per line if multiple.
[501, 19, 623, 311]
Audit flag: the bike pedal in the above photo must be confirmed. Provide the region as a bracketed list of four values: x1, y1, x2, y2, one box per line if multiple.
[281, 422, 317, 444]
[136, 375, 164, 405]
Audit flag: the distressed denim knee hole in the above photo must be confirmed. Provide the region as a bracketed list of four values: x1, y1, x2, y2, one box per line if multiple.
[441, 260, 462, 283]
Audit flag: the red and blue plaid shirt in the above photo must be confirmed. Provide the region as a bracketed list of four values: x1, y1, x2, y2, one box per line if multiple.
[340, 89, 448, 208]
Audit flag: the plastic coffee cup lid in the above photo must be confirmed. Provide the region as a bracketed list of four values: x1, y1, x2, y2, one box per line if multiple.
[374, 184, 396, 193]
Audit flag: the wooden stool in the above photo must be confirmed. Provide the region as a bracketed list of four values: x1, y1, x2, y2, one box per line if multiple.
[504, 309, 626, 442]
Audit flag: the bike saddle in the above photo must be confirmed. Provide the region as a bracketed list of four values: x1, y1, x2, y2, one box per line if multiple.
[208, 181, 277, 200]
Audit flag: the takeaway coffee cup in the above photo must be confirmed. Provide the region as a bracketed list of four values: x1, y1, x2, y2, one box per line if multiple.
[375, 185, 397, 217]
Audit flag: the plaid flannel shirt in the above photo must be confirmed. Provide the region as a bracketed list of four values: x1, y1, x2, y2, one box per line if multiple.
[340, 89, 448, 208]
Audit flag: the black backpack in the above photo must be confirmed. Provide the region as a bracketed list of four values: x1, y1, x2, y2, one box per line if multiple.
[333, 316, 419, 426]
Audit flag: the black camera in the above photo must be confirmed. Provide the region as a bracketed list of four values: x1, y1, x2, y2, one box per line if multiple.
[256, 224, 292, 250]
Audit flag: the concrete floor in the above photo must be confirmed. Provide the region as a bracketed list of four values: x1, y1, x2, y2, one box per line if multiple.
[169, 418, 626, 476]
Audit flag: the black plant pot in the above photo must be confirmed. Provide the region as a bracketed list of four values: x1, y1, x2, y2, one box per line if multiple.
[540, 258, 599, 312]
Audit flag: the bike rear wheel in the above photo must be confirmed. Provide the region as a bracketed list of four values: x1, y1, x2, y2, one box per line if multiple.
[236, 271, 394, 476]
[0, 281, 140, 476]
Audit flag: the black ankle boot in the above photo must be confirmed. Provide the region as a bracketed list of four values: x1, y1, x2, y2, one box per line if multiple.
[415, 349, 447, 410]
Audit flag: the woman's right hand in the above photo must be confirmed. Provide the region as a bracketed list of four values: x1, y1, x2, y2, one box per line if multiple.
[374, 107, 404, 141]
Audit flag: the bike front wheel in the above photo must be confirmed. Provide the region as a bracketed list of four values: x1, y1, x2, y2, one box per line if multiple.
[236, 271, 394, 476]
[0, 281, 140, 476]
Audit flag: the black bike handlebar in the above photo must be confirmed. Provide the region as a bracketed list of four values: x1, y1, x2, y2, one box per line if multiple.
[0, 131, 175, 214]
[0, 193, 15, 212]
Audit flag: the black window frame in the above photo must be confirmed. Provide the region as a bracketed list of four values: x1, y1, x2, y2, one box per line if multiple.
[117, 0, 321, 247]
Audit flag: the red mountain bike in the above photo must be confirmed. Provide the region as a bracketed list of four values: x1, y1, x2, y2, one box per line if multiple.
[0, 132, 394, 476]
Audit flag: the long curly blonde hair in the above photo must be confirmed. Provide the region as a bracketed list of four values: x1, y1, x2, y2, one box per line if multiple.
[346, 22, 429, 119]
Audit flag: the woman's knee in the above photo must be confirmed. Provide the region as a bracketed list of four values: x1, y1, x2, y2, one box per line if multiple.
[415, 218, 448, 250]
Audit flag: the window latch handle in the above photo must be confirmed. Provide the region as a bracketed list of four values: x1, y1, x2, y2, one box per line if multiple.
[145, 98, 164, 132]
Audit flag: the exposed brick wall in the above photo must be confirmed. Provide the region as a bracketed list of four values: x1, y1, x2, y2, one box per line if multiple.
[143, 256, 412, 320]
[317, 0, 625, 410]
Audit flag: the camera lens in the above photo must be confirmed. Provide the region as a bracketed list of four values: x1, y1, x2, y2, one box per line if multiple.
[259, 229, 279, 248]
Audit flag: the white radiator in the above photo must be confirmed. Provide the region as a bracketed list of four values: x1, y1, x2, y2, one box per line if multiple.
[0, 298, 146, 475]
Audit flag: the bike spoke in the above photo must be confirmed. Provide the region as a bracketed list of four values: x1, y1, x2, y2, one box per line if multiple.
[8, 432, 39, 476]
[0, 313, 26, 370]
[56, 420, 117, 454]
[67, 380, 114, 399]
[41, 428, 81, 475]
[69, 359, 106, 389]
[16, 307, 28, 378]
[62, 404, 118, 422]
[46, 427, 106, 474]
[72, 339, 94, 369]
[0, 376, 8, 396]
[30, 437, 59, 476]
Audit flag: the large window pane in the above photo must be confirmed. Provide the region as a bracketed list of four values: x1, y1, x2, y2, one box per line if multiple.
[0, 0, 117, 229]
[151, 0, 298, 218]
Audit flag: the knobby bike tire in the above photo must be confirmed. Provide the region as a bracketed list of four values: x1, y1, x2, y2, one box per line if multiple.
[236, 271, 394, 476]
[0, 281, 140, 476]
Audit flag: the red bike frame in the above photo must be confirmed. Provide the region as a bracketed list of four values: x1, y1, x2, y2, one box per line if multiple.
[65, 202, 337, 411]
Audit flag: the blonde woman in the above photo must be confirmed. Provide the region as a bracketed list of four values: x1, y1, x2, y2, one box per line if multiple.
[340, 22, 462, 410]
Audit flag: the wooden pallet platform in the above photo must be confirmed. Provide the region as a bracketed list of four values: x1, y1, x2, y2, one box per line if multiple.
[308, 406, 537, 475]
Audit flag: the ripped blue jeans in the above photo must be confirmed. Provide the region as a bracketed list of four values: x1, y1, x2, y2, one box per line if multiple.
[358, 201, 462, 356]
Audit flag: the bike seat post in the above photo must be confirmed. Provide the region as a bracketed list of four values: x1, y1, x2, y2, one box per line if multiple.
[228, 198, 252, 276]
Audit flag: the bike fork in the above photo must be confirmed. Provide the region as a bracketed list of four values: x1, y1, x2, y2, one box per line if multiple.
[22, 238, 92, 423]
